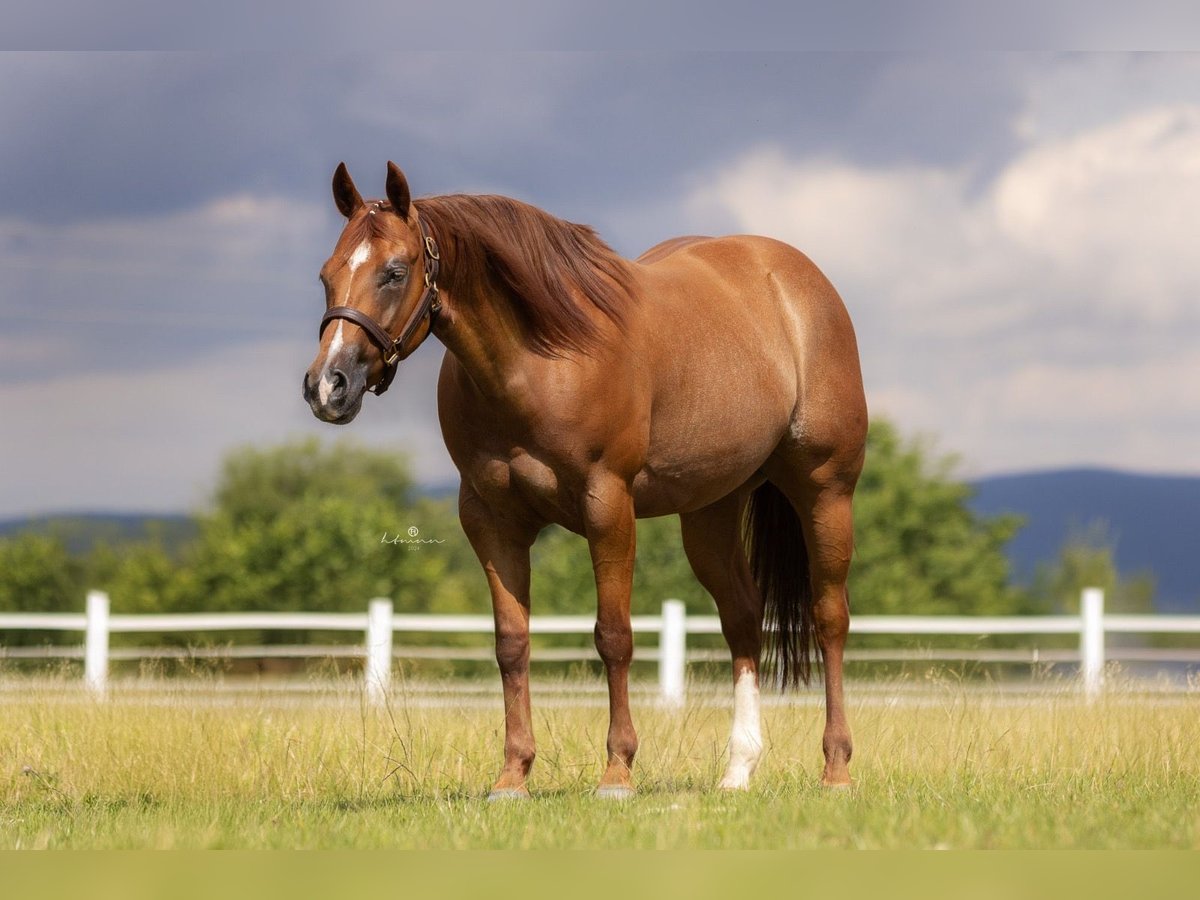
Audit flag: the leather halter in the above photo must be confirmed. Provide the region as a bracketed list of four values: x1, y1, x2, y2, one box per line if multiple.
[319, 211, 442, 396]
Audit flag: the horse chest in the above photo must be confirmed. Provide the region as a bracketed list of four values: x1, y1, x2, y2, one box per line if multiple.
[470, 451, 586, 531]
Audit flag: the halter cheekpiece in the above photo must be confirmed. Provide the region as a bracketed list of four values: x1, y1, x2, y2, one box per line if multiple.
[319, 207, 442, 396]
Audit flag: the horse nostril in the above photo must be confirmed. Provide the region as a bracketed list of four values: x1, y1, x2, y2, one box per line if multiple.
[328, 369, 348, 402]
[302, 372, 314, 401]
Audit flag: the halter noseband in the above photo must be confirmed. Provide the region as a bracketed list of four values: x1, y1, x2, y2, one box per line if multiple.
[319, 211, 442, 396]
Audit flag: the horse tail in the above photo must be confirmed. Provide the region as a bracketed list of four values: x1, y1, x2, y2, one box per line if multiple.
[745, 481, 815, 688]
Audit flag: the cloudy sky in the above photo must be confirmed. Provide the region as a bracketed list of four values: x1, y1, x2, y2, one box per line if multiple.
[3, 51, 1200, 516]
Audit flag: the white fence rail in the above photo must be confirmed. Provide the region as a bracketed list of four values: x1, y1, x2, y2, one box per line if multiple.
[2, 588, 1200, 703]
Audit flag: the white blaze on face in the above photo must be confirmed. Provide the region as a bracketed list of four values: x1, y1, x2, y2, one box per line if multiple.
[718, 669, 763, 791]
[316, 240, 373, 405]
[317, 322, 344, 405]
[342, 240, 372, 305]
[347, 240, 371, 274]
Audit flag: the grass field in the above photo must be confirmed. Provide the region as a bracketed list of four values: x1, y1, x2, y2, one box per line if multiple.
[2, 675, 1198, 849]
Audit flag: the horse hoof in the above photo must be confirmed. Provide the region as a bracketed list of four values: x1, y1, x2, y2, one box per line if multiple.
[821, 780, 853, 792]
[718, 764, 755, 791]
[487, 788, 529, 802]
[595, 785, 635, 800]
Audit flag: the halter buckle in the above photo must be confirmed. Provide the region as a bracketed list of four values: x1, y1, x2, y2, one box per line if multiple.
[424, 235, 440, 260]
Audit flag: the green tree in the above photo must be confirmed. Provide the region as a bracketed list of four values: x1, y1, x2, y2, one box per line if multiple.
[849, 420, 1029, 616]
[0, 533, 85, 645]
[1030, 521, 1155, 615]
[208, 437, 413, 528]
[101, 542, 193, 615]
[181, 438, 485, 616]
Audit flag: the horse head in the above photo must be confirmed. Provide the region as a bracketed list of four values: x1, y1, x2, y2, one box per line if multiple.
[303, 162, 440, 423]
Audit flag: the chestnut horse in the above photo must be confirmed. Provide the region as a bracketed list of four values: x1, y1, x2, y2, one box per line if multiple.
[303, 162, 867, 797]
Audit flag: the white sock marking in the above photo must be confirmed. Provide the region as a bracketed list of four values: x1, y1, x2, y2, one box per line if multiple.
[719, 670, 763, 790]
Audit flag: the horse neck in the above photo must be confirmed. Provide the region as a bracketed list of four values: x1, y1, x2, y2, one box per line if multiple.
[435, 282, 529, 400]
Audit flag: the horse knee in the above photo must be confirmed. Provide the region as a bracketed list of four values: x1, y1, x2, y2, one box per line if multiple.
[593, 621, 633, 668]
[495, 629, 530, 674]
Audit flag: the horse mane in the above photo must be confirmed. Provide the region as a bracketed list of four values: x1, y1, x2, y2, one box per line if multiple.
[412, 194, 635, 356]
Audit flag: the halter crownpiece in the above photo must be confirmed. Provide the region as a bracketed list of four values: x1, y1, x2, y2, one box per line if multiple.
[319, 213, 441, 396]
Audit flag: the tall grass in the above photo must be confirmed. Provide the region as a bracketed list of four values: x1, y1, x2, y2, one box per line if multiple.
[2, 674, 1197, 848]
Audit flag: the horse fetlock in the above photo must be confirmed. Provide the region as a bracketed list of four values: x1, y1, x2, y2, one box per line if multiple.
[719, 730, 763, 791]
[822, 728, 853, 763]
[606, 731, 639, 769]
[507, 742, 536, 773]
[821, 728, 853, 787]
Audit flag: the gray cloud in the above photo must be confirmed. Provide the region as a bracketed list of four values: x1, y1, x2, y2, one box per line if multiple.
[8, 2, 1200, 51]
[3, 51, 1199, 516]
[4, 52, 1019, 380]
[697, 103, 1200, 476]
[1, 53, 1026, 224]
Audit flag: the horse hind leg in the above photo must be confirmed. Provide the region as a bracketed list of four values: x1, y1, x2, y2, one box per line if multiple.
[679, 489, 766, 791]
[803, 488, 855, 787]
[762, 448, 861, 788]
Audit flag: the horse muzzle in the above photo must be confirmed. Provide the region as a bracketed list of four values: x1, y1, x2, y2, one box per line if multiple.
[303, 364, 368, 424]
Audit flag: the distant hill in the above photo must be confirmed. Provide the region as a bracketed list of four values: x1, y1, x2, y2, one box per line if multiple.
[969, 469, 1200, 613]
[0, 512, 196, 556]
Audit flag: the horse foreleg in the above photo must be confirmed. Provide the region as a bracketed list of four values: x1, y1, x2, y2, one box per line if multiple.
[460, 490, 539, 800]
[585, 476, 639, 798]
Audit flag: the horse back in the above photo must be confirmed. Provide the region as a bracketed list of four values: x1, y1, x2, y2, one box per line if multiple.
[635, 235, 713, 265]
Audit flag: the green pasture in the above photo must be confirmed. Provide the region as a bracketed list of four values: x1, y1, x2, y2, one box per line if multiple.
[1, 676, 1196, 849]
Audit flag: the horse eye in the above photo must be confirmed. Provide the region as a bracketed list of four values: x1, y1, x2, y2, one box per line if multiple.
[384, 266, 408, 283]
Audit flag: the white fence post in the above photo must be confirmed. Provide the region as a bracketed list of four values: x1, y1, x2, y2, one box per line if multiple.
[659, 599, 686, 707]
[365, 597, 394, 705]
[1080, 587, 1105, 698]
[84, 589, 110, 698]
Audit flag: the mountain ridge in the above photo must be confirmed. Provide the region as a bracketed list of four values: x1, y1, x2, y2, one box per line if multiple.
[969, 467, 1200, 613]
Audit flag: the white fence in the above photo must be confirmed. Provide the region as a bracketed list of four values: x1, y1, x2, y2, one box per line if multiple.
[2, 588, 1200, 704]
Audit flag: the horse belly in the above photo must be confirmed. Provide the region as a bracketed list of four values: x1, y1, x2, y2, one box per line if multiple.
[632, 395, 786, 517]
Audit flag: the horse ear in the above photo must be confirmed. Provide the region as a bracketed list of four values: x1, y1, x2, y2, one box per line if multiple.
[332, 162, 363, 218]
[386, 161, 411, 221]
